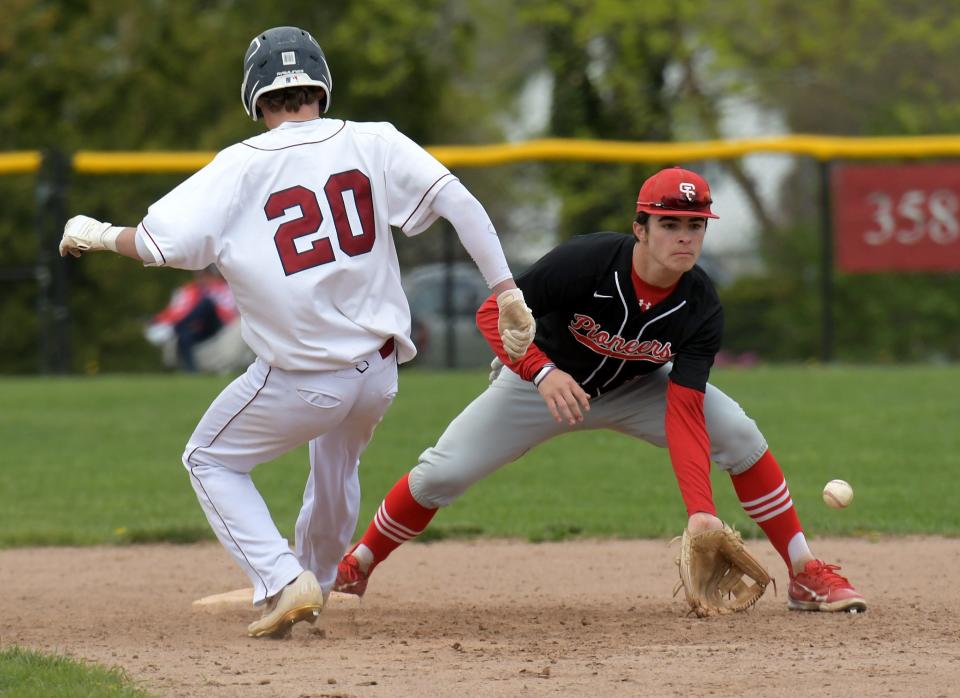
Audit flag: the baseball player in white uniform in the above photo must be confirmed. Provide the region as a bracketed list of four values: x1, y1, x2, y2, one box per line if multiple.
[58, 25, 535, 638]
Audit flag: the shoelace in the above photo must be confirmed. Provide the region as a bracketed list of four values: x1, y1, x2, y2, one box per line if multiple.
[809, 562, 851, 589]
[337, 557, 366, 586]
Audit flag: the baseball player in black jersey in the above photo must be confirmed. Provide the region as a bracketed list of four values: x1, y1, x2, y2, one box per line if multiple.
[333, 167, 866, 613]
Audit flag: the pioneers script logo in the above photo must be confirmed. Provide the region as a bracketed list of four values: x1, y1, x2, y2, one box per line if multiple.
[568, 314, 674, 362]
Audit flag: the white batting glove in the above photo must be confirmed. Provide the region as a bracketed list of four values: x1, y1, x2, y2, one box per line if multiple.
[496, 288, 536, 361]
[488, 356, 504, 383]
[59, 215, 123, 257]
[501, 325, 536, 361]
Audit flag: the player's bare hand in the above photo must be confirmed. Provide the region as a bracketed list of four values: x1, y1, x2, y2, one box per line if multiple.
[537, 369, 590, 425]
[497, 289, 536, 361]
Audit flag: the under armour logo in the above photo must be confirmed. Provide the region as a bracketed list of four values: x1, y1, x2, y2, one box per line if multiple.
[679, 182, 697, 201]
[638, 299, 652, 311]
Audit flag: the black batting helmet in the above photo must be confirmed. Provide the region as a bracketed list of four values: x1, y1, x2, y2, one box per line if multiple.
[241, 26, 333, 121]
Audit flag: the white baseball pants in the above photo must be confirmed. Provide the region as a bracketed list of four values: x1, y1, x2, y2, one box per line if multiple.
[408, 363, 768, 508]
[183, 346, 397, 604]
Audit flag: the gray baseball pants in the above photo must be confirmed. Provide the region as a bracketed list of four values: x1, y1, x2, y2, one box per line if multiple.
[408, 364, 767, 508]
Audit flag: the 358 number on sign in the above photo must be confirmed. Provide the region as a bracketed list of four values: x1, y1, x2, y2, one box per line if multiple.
[833, 164, 960, 272]
[863, 189, 959, 246]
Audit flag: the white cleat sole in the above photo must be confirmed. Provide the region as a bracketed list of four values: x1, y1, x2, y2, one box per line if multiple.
[248, 604, 323, 638]
[788, 597, 867, 613]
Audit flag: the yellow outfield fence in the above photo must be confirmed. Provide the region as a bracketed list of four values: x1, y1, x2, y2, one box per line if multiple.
[4, 134, 960, 175]
[72, 151, 215, 174]
[429, 134, 960, 167]
[0, 151, 43, 174]
[7, 132, 960, 373]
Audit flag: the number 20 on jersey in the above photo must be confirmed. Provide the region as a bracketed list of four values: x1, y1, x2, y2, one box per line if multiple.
[265, 169, 376, 275]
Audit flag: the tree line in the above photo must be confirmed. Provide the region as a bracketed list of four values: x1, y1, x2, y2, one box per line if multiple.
[2, 0, 959, 372]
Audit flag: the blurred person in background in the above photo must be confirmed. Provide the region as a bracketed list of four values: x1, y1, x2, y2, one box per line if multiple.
[145, 265, 251, 373]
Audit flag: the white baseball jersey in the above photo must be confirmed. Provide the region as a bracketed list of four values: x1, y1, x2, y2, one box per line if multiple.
[137, 118, 456, 370]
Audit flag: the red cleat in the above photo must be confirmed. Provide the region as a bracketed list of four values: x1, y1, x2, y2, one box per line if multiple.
[788, 560, 867, 613]
[333, 552, 370, 597]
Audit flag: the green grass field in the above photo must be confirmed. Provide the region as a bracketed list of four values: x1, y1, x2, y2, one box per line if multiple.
[0, 646, 149, 697]
[1, 365, 958, 547]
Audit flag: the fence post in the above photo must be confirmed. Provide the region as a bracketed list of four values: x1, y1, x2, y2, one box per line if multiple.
[818, 159, 834, 363]
[35, 149, 71, 374]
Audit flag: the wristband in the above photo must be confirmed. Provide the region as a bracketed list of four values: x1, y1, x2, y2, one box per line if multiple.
[533, 363, 556, 387]
[102, 226, 124, 252]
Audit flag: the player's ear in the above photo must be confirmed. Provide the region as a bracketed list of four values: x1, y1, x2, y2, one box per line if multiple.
[632, 220, 646, 243]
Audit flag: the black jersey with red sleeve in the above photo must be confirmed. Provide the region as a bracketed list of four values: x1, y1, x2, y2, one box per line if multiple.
[515, 231, 723, 398]
[476, 231, 724, 516]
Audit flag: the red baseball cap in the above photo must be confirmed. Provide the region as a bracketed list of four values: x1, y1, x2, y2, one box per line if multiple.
[635, 167, 718, 219]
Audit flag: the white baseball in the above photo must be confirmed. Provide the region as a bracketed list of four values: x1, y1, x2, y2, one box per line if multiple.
[822, 479, 854, 509]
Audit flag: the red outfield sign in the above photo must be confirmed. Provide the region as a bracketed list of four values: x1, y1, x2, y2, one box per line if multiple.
[832, 164, 960, 272]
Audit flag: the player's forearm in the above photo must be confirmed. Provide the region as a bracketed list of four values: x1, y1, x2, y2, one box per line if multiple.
[431, 181, 513, 289]
[433, 178, 539, 362]
[92, 225, 154, 262]
[96, 224, 160, 263]
[665, 380, 716, 517]
[114, 227, 141, 260]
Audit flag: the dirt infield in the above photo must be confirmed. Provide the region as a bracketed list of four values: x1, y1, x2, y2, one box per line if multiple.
[1, 537, 957, 697]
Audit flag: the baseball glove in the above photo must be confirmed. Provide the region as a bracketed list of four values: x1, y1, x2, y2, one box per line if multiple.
[674, 523, 771, 617]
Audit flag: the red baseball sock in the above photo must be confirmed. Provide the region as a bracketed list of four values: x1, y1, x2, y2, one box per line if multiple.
[356, 473, 438, 566]
[730, 450, 807, 573]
